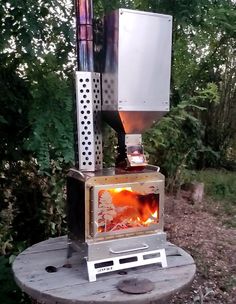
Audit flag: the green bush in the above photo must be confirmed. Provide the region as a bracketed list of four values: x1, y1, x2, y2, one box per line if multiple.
[143, 83, 220, 192]
[0, 256, 30, 304]
[0, 160, 68, 251]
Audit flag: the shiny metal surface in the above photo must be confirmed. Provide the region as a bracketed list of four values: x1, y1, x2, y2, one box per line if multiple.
[75, 0, 94, 71]
[109, 243, 149, 254]
[125, 134, 147, 167]
[75, 71, 103, 171]
[102, 111, 167, 134]
[125, 134, 142, 146]
[68, 165, 163, 180]
[102, 9, 172, 134]
[86, 232, 167, 261]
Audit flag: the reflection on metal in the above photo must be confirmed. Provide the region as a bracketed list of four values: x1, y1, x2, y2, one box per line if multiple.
[75, 0, 94, 71]
[109, 243, 149, 254]
[86, 232, 167, 261]
[125, 134, 147, 167]
[102, 9, 172, 134]
[116, 133, 147, 169]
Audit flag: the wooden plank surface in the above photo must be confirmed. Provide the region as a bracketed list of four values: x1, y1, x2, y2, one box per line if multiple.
[13, 236, 196, 304]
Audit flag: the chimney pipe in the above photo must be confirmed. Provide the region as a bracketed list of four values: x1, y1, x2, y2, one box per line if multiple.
[75, 0, 94, 71]
[74, 0, 103, 171]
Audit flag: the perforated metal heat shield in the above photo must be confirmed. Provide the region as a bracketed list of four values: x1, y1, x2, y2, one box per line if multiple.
[75, 72, 103, 171]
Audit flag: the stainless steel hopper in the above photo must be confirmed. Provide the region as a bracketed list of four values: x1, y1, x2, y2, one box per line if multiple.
[102, 9, 172, 134]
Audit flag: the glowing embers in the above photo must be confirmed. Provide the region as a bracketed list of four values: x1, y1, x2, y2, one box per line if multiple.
[97, 187, 159, 233]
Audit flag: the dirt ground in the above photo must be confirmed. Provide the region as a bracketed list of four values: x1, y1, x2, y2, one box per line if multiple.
[164, 191, 236, 304]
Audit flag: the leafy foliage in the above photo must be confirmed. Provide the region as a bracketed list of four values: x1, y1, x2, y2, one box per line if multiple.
[0, 200, 14, 255]
[0, 58, 31, 162]
[0, 160, 67, 249]
[25, 55, 74, 170]
[0, 256, 30, 304]
[0, 0, 75, 170]
[144, 83, 220, 191]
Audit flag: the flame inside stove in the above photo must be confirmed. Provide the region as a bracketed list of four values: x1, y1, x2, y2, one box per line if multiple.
[113, 187, 132, 193]
[97, 187, 159, 233]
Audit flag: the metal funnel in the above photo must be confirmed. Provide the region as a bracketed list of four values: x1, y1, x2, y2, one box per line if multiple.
[102, 9, 172, 134]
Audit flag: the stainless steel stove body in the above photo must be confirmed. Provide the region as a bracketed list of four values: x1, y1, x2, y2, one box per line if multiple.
[68, 1, 172, 281]
[67, 167, 167, 281]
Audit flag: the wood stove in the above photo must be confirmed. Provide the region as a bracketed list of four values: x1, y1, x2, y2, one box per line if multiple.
[67, 1, 172, 281]
[67, 167, 167, 281]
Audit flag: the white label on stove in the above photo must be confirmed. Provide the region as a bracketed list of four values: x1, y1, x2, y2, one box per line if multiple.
[97, 266, 113, 273]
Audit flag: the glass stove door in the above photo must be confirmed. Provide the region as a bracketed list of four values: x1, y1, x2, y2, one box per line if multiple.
[92, 181, 161, 237]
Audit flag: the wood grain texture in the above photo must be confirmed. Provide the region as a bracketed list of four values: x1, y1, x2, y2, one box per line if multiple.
[12, 236, 196, 304]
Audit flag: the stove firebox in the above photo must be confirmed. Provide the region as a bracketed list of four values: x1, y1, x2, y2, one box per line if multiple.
[68, 168, 165, 239]
[67, 1, 172, 281]
[67, 167, 167, 281]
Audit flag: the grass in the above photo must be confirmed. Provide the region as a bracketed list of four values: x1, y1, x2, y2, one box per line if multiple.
[184, 169, 236, 227]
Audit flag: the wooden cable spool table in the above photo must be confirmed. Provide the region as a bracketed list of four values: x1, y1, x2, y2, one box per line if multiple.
[12, 236, 196, 304]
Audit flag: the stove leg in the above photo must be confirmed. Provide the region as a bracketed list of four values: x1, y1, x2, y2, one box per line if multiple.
[160, 248, 168, 267]
[86, 248, 167, 282]
[87, 262, 97, 282]
[66, 241, 75, 260]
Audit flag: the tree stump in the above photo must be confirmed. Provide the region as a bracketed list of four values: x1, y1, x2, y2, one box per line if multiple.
[191, 182, 204, 203]
[181, 182, 204, 203]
